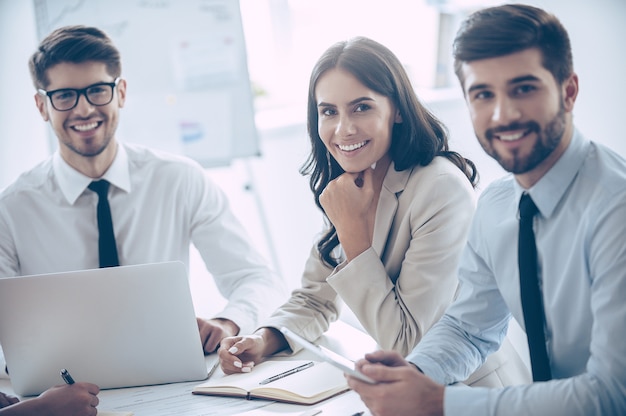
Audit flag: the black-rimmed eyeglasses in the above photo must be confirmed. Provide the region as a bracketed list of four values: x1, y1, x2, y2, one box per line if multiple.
[38, 77, 121, 111]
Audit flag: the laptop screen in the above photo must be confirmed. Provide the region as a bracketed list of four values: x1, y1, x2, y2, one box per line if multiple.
[0, 261, 208, 396]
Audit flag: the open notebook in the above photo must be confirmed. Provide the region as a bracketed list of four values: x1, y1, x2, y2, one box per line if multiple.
[0, 261, 208, 396]
[193, 359, 349, 405]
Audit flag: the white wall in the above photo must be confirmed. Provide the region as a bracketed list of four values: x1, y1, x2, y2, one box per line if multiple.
[530, 0, 626, 158]
[2, 0, 625, 191]
[0, 0, 48, 189]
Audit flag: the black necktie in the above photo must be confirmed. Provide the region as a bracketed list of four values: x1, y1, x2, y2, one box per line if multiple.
[88, 180, 119, 268]
[518, 193, 551, 381]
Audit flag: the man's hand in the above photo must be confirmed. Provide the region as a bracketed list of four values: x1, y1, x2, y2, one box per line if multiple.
[0, 391, 19, 408]
[347, 350, 445, 416]
[197, 317, 240, 354]
[1, 383, 100, 416]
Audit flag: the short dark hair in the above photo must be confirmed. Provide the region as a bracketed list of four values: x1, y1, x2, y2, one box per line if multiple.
[301, 36, 477, 267]
[453, 4, 573, 87]
[29, 25, 121, 89]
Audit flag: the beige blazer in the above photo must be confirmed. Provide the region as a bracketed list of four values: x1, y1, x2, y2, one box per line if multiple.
[264, 157, 530, 387]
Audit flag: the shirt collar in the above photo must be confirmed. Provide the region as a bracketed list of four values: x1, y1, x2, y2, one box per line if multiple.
[52, 143, 132, 205]
[514, 129, 589, 218]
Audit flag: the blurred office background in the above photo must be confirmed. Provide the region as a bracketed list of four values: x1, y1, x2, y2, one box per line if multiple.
[1, 0, 625, 368]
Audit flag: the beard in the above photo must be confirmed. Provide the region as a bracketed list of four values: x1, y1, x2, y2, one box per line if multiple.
[60, 114, 117, 158]
[63, 135, 112, 158]
[480, 103, 566, 174]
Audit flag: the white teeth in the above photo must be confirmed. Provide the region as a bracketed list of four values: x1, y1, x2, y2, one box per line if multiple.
[499, 132, 525, 141]
[73, 122, 98, 132]
[338, 141, 367, 151]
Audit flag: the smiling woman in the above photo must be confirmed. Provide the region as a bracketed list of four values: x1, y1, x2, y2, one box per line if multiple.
[301, 36, 478, 269]
[315, 67, 400, 180]
[216, 36, 530, 390]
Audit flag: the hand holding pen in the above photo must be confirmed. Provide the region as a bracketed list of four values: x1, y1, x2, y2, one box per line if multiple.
[33, 369, 102, 415]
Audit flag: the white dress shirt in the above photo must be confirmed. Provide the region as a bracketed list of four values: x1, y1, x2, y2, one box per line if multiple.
[0, 142, 286, 333]
[407, 130, 626, 415]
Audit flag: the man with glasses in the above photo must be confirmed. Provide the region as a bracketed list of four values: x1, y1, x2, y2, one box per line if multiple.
[0, 25, 285, 356]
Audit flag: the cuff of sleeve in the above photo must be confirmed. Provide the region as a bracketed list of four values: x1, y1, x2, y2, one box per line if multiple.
[257, 319, 307, 354]
[444, 384, 490, 416]
[407, 352, 449, 385]
[327, 247, 385, 291]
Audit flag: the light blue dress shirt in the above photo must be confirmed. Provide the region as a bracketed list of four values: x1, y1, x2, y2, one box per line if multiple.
[407, 130, 626, 415]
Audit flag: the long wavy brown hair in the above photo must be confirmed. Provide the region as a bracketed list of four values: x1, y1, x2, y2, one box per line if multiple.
[300, 37, 478, 268]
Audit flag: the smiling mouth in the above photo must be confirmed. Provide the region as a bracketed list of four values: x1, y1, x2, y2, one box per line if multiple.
[495, 130, 530, 142]
[72, 121, 100, 132]
[337, 140, 368, 152]
[489, 122, 540, 142]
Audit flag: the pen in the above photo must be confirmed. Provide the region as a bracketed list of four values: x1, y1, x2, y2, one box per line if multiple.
[259, 361, 314, 385]
[60, 368, 75, 385]
[207, 359, 220, 379]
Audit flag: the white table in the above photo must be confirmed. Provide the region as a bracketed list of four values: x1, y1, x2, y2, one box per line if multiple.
[1, 321, 376, 416]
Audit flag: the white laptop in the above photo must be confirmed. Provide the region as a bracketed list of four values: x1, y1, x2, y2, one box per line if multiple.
[0, 261, 208, 396]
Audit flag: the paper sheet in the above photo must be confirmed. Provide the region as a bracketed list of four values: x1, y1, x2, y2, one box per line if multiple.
[97, 380, 274, 416]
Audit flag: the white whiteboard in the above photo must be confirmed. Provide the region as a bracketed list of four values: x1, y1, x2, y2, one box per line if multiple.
[33, 0, 259, 167]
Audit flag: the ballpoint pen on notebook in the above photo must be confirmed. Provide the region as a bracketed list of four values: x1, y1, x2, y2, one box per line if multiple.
[258, 361, 314, 385]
